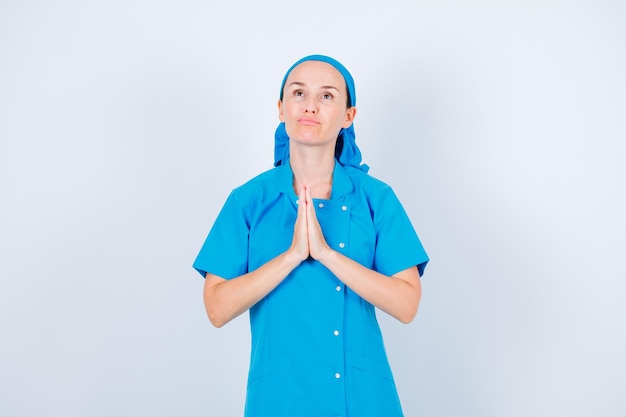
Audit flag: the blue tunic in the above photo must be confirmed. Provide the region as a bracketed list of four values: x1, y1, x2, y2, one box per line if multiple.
[193, 160, 429, 417]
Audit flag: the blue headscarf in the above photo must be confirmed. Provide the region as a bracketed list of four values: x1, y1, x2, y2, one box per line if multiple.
[274, 54, 369, 173]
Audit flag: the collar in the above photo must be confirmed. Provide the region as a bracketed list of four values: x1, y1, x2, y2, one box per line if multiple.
[275, 159, 354, 200]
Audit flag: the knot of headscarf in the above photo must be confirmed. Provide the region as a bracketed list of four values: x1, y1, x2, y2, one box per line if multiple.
[274, 54, 369, 173]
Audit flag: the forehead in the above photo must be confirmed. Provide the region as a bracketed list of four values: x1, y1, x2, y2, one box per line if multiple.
[285, 60, 346, 89]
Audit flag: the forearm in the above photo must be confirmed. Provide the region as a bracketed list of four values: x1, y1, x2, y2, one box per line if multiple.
[204, 250, 302, 327]
[318, 250, 421, 324]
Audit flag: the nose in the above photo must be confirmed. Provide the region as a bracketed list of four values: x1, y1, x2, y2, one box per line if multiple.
[304, 97, 317, 114]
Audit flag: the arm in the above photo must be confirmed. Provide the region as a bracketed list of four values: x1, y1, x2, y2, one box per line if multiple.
[204, 252, 301, 327]
[203, 190, 310, 328]
[318, 253, 421, 324]
[303, 185, 422, 324]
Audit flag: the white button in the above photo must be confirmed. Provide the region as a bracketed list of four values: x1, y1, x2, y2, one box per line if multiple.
[296, 199, 299, 205]
[335, 373, 341, 379]
[335, 285, 341, 292]
[338, 242, 345, 248]
[341, 205, 348, 211]
[333, 330, 339, 336]
[318, 202, 324, 208]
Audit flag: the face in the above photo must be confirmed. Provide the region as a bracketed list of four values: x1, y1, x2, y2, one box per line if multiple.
[278, 61, 356, 148]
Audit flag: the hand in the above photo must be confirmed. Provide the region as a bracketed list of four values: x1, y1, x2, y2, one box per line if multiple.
[288, 184, 332, 262]
[289, 183, 310, 262]
[304, 185, 332, 261]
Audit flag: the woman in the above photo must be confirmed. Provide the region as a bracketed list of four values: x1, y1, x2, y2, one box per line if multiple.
[193, 55, 429, 417]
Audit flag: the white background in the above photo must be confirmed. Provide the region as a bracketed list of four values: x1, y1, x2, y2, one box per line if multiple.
[1, 1, 624, 416]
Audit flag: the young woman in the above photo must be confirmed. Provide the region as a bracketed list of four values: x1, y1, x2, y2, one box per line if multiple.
[193, 55, 429, 417]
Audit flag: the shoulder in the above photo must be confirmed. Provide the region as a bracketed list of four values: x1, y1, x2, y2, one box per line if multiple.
[343, 166, 395, 198]
[341, 166, 409, 221]
[231, 165, 283, 197]
[224, 165, 287, 215]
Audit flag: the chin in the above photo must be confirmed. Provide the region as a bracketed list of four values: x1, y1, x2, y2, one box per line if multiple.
[289, 130, 321, 143]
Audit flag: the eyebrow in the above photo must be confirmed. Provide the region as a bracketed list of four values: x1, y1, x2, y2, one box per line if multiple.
[287, 81, 341, 92]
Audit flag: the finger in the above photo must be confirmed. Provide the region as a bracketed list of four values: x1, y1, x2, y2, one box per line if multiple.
[305, 185, 316, 219]
[296, 183, 305, 216]
[296, 183, 308, 222]
[299, 182, 307, 200]
[304, 186, 329, 260]
[305, 186, 321, 233]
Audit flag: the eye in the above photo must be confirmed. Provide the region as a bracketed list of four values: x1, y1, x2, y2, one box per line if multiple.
[294, 90, 304, 97]
[322, 93, 333, 100]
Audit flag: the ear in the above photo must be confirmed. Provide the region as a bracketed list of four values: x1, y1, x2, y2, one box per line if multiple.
[342, 106, 357, 128]
[278, 100, 285, 122]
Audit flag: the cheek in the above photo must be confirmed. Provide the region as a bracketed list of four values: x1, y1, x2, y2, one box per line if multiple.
[282, 102, 298, 118]
[279, 103, 296, 122]
[334, 110, 349, 125]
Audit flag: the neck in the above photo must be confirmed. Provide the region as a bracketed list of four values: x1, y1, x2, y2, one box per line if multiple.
[289, 140, 335, 198]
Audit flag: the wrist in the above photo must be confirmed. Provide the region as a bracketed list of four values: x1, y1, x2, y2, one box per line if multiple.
[315, 246, 337, 265]
[284, 248, 306, 268]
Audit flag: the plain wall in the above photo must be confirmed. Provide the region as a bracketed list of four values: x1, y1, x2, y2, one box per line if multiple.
[1, 1, 624, 416]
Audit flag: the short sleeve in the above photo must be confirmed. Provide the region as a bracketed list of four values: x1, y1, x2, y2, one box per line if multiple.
[193, 190, 249, 279]
[372, 185, 429, 277]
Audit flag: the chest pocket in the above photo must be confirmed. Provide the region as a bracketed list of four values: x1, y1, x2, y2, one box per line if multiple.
[316, 198, 376, 268]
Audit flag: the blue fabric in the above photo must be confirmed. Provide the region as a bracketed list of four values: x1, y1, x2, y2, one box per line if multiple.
[274, 55, 369, 173]
[193, 160, 429, 416]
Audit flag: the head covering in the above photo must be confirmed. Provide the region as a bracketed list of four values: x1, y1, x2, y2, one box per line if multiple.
[274, 54, 369, 173]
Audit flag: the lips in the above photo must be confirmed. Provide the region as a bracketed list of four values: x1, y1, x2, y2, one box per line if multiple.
[298, 117, 320, 126]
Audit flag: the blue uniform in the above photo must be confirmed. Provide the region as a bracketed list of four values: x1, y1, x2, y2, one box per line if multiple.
[193, 160, 429, 417]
